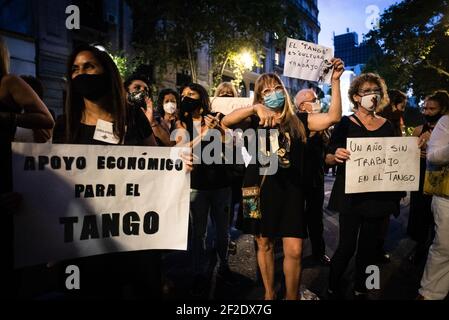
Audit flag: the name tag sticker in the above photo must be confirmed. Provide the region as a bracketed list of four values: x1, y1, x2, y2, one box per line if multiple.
[93, 119, 120, 144]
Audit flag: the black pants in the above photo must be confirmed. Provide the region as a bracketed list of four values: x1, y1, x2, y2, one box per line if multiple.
[304, 185, 325, 256]
[329, 213, 385, 293]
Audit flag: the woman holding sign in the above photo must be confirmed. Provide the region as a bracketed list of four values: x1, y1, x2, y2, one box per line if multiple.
[325, 73, 401, 299]
[222, 58, 344, 300]
[52, 45, 169, 299]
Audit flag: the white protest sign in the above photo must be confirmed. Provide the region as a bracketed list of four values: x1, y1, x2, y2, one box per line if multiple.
[12, 143, 190, 268]
[283, 37, 334, 84]
[345, 137, 420, 193]
[210, 97, 252, 115]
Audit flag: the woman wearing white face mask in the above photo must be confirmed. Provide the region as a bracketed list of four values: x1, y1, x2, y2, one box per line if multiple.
[156, 88, 180, 145]
[325, 73, 403, 299]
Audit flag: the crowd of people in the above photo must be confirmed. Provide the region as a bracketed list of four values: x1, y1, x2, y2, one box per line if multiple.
[1, 36, 448, 300]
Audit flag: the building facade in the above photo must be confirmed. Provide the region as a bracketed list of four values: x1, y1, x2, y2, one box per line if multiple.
[334, 29, 379, 75]
[0, 0, 133, 115]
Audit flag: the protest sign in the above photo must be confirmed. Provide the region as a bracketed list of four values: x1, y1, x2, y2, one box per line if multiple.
[12, 143, 190, 268]
[210, 97, 252, 115]
[345, 137, 420, 193]
[283, 37, 334, 84]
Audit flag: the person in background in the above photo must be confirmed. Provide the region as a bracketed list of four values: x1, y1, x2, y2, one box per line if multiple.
[378, 89, 407, 137]
[214, 81, 241, 255]
[156, 88, 180, 135]
[417, 98, 449, 300]
[408, 91, 449, 265]
[214, 81, 238, 98]
[175, 83, 236, 296]
[124, 74, 171, 146]
[295, 88, 331, 266]
[0, 35, 54, 296]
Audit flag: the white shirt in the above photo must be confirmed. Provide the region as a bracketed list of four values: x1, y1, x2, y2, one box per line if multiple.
[427, 115, 449, 166]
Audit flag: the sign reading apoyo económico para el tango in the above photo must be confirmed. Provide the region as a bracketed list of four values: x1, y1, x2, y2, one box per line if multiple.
[345, 137, 420, 193]
[12, 143, 190, 267]
[283, 37, 334, 84]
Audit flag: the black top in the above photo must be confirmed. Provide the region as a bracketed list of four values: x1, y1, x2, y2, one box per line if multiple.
[238, 113, 308, 238]
[328, 115, 401, 217]
[186, 112, 232, 190]
[53, 107, 153, 146]
[303, 131, 326, 188]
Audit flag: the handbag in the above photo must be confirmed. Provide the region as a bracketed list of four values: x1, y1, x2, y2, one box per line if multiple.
[423, 163, 449, 197]
[242, 175, 267, 220]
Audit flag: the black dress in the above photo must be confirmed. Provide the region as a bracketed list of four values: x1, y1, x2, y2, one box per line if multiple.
[238, 114, 308, 239]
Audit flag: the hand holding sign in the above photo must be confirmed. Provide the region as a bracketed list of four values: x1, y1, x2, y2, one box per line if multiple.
[331, 58, 345, 81]
[334, 147, 351, 163]
[283, 38, 335, 84]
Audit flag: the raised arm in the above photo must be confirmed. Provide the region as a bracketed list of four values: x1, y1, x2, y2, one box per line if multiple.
[308, 58, 344, 132]
[3, 75, 54, 141]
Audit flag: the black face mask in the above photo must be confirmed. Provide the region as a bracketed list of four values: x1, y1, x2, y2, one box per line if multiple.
[128, 90, 150, 111]
[72, 74, 110, 101]
[181, 96, 201, 113]
[219, 93, 234, 97]
[425, 114, 442, 124]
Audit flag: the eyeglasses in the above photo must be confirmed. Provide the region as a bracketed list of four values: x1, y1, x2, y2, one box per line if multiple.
[358, 88, 381, 96]
[303, 97, 319, 104]
[261, 85, 283, 97]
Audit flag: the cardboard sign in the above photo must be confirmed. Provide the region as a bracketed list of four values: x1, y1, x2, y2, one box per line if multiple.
[12, 143, 190, 267]
[345, 137, 420, 193]
[210, 97, 252, 115]
[283, 38, 334, 84]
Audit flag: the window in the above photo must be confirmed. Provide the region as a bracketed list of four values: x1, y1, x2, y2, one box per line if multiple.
[0, 0, 33, 35]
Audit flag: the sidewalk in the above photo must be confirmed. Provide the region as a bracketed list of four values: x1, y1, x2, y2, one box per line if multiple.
[162, 175, 432, 300]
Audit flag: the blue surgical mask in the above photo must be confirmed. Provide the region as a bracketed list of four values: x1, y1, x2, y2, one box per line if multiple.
[264, 91, 285, 109]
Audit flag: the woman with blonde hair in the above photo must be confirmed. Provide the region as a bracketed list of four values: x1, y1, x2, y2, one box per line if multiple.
[214, 81, 238, 98]
[222, 58, 344, 300]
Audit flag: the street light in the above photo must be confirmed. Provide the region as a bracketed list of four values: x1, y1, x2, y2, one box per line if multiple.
[238, 50, 255, 70]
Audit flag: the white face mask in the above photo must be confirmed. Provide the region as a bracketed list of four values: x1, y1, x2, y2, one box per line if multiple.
[360, 94, 381, 112]
[310, 101, 321, 113]
[163, 102, 177, 114]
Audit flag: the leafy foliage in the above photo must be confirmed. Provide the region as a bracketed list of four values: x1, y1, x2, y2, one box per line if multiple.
[125, 0, 304, 87]
[364, 0, 449, 99]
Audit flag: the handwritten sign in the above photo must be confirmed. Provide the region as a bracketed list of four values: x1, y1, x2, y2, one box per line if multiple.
[283, 38, 334, 84]
[12, 143, 190, 267]
[210, 97, 252, 115]
[345, 137, 420, 193]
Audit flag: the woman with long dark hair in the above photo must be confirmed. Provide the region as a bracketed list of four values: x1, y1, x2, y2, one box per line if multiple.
[53, 45, 156, 146]
[53, 45, 161, 299]
[156, 88, 180, 134]
[175, 83, 236, 296]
